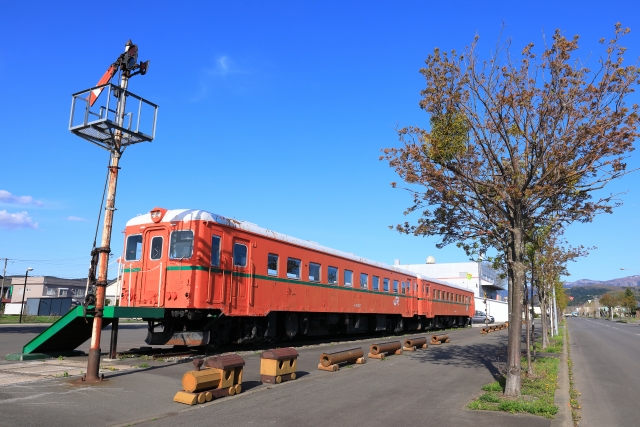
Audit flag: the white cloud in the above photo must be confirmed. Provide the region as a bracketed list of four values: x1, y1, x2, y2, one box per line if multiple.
[0, 210, 38, 229]
[68, 216, 89, 222]
[208, 56, 232, 76]
[191, 55, 247, 102]
[0, 190, 44, 206]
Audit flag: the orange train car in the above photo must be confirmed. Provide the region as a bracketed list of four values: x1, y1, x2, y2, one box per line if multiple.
[119, 208, 474, 346]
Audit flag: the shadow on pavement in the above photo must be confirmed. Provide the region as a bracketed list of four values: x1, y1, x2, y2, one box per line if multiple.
[409, 336, 508, 380]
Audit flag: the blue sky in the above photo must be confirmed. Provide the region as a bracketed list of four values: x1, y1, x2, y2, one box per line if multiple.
[1, 0, 639, 282]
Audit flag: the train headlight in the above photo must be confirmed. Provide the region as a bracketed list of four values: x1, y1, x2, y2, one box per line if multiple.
[150, 207, 167, 223]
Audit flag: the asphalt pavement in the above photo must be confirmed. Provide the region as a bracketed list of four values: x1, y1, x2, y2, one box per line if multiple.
[0, 323, 161, 363]
[0, 325, 549, 427]
[567, 317, 640, 427]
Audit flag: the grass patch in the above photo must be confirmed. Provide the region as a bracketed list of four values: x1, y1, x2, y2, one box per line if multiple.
[0, 314, 61, 324]
[531, 328, 564, 354]
[468, 357, 559, 418]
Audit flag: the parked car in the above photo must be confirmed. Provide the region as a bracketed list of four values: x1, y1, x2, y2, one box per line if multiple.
[472, 310, 494, 324]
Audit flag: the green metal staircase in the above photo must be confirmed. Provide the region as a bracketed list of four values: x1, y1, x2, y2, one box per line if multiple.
[21, 306, 164, 355]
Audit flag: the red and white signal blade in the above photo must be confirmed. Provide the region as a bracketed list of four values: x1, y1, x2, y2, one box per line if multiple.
[89, 64, 117, 106]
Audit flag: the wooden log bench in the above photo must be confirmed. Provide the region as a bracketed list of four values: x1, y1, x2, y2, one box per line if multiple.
[430, 334, 450, 345]
[318, 347, 365, 372]
[403, 337, 428, 351]
[368, 341, 402, 359]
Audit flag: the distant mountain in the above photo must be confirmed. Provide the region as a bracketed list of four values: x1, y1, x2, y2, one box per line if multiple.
[564, 275, 640, 288]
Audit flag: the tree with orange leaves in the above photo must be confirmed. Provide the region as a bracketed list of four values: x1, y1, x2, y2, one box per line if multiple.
[383, 24, 638, 396]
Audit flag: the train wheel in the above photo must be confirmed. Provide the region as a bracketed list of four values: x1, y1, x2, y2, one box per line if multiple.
[234, 384, 242, 394]
[228, 386, 236, 396]
[275, 375, 282, 384]
[291, 372, 297, 380]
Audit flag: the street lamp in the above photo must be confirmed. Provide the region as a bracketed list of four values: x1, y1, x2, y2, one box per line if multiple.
[18, 268, 33, 324]
[620, 267, 640, 275]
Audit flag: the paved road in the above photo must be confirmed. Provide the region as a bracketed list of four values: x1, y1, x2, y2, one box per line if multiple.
[568, 317, 640, 427]
[0, 323, 158, 362]
[0, 326, 548, 427]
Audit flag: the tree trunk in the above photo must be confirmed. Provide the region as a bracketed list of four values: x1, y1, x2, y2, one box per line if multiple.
[504, 225, 524, 397]
[524, 280, 532, 376]
[531, 269, 536, 361]
[541, 296, 549, 349]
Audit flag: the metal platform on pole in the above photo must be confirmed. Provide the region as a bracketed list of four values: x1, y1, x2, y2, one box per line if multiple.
[69, 83, 158, 150]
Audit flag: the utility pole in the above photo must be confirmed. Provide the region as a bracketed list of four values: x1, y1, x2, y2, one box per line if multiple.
[0, 258, 8, 314]
[69, 40, 156, 382]
[85, 73, 126, 382]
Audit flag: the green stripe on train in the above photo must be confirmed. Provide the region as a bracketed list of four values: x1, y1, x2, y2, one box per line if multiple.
[123, 265, 471, 305]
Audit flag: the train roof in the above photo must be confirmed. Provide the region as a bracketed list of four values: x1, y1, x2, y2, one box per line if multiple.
[126, 209, 470, 293]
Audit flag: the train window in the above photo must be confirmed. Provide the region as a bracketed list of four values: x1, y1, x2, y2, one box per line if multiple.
[233, 243, 248, 267]
[267, 254, 278, 276]
[344, 270, 353, 287]
[211, 235, 221, 267]
[373, 276, 380, 291]
[150, 236, 163, 260]
[170, 231, 194, 259]
[287, 258, 301, 279]
[401, 282, 406, 295]
[393, 280, 399, 293]
[426, 286, 429, 295]
[436, 290, 440, 300]
[125, 234, 142, 261]
[328, 266, 338, 284]
[383, 278, 389, 292]
[309, 262, 321, 282]
[360, 273, 368, 289]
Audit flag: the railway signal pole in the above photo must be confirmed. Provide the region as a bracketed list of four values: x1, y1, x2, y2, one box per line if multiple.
[69, 40, 157, 382]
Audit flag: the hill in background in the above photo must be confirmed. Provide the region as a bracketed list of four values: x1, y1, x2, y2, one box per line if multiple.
[564, 275, 640, 288]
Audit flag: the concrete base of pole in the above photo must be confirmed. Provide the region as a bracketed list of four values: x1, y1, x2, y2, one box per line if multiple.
[82, 348, 105, 383]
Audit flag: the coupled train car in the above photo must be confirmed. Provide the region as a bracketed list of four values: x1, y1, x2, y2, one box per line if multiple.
[120, 208, 474, 347]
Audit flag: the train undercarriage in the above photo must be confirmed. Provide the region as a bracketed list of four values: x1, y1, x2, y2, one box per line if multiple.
[144, 309, 471, 348]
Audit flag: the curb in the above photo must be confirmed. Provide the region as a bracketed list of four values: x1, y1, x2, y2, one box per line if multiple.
[551, 325, 572, 427]
[5, 352, 49, 361]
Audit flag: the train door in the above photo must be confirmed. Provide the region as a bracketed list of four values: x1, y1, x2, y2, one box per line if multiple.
[208, 231, 225, 305]
[408, 278, 416, 315]
[140, 227, 167, 306]
[231, 238, 251, 313]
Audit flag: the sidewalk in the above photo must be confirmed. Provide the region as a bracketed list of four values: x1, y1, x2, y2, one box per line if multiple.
[0, 326, 550, 427]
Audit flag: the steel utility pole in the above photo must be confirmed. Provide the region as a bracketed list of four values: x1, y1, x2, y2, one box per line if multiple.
[18, 268, 33, 323]
[0, 258, 9, 310]
[0, 258, 8, 314]
[69, 40, 156, 382]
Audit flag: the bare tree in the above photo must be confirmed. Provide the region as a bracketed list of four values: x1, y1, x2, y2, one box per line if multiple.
[383, 24, 638, 396]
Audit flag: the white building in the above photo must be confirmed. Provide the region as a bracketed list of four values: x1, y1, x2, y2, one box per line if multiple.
[396, 257, 509, 322]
